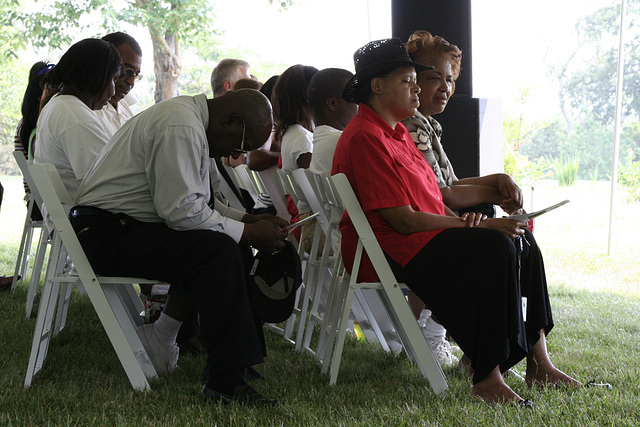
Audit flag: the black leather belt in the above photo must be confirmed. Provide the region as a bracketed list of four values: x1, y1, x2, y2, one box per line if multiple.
[69, 205, 116, 219]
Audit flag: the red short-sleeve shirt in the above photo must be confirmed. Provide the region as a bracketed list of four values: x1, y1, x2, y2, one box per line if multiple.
[331, 104, 446, 281]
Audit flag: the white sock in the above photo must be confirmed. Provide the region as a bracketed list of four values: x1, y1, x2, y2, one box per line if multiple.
[417, 309, 432, 327]
[153, 312, 183, 348]
[421, 316, 446, 340]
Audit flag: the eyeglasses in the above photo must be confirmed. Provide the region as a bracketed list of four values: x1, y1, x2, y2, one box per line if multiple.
[232, 118, 248, 155]
[124, 67, 143, 82]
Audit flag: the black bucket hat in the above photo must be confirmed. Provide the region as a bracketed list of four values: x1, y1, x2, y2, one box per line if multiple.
[248, 240, 302, 323]
[342, 37, 434, 104]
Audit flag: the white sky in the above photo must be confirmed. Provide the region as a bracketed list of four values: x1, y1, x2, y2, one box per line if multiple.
[205, 0, 615, 120]
[211, 0, 392, 71]
[26, 0, 617, 120]
[471, 0, 614, 119]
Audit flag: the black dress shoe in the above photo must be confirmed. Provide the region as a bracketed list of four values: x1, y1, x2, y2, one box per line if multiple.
[201, 381, 278, 406]
[242, 366, 264, 381]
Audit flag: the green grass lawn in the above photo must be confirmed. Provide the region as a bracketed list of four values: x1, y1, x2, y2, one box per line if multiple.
[1, 176, 640, 426]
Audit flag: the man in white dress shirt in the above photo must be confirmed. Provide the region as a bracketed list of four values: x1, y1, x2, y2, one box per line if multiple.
[71, 89, 286, 406]
[96, 32, 142, 136]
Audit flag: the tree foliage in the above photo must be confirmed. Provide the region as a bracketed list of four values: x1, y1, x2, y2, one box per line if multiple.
[14, 0, 221, 102]
[12, 0, 297, 103]
[0, 0, 24, 58]
[518, 114, 639, 180]
[559, 1, 640, 125]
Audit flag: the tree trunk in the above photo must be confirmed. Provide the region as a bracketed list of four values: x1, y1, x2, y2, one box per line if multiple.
[150, 30, 181, 103]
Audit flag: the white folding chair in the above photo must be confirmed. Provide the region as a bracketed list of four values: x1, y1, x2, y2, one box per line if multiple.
[26, 163, 159, 391]
[11, 151, 52, 318]
[286, 168, 335, 351]
[322, 173, 448, 395]
[303, 172, 400, 364]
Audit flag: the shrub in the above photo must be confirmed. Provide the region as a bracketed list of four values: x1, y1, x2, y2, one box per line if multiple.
[553, 155, 580, 186]
[619, 150, 640, 202]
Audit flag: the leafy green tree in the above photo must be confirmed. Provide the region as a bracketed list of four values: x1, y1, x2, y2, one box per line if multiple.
[557, 2, 640, 126]
[521, 114, 638, 180]
[0, 58, 29, 144]
[14, 0, 218, 102]
[519, 117, 569, 162]
[13, 0, 293, 103]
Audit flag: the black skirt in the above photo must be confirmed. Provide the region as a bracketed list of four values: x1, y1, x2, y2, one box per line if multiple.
[388, 228, 553, 384]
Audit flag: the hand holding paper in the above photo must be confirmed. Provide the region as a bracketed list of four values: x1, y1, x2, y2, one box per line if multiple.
[508, 200, 570, 221]
[281, 212, 320, 233]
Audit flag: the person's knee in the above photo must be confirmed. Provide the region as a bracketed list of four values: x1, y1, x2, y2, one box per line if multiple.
[194, 231, 243, 264]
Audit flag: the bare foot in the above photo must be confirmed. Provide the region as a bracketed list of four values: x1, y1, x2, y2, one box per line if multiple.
[472, 379, 522, 404]
[526, 363, 582, 389]
[471, 367, 523, 404]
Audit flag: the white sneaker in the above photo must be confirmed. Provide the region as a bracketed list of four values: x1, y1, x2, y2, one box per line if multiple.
[426, 336, 459, 368]
[142, 323, 179, 374]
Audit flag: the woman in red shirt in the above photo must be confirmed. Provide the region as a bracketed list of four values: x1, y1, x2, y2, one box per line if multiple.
[332, 38, 581, 405]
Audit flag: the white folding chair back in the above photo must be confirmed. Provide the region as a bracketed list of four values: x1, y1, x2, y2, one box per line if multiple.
[26, 163, 158, 391]
[214, 160, 245, 211]
[234, 164, 262, 204]
[324, 173, 448, 395]
[11, 151, 51, 318]
[257, 166, 290, 222]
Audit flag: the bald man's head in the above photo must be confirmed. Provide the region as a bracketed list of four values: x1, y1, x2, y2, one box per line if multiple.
[205, 89, 273, 157]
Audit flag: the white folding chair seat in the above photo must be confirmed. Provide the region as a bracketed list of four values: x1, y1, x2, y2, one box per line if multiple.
[320, 173, 448, 395]
[26, 163, 159, 391]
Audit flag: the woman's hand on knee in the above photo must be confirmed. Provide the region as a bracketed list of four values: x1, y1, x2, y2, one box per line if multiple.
[478, 218, 528, 239]
[460, 212, 487, 227]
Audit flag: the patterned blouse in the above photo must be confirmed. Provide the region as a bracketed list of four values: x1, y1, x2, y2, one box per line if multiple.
[402, 112, 456, 189]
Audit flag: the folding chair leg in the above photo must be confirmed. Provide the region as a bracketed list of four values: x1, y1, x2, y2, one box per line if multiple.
[53, 283, 73, 337]
[378, 284, 448, 396]
[352, 289, 392, 352]
[81, 282, 153, 390]
[328, 281, 357, 385]
[294, 268, 317, 351]
[25, 229, 50, 318]
[13, 211, 33, 290]
[301, 259, 332, 356]
[103, 285, 157, 380]
[114, 284, 146, 328]
[293, 225, 327, 351]
[318, 257, 346, 372]
[24, 237, 64, 387]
